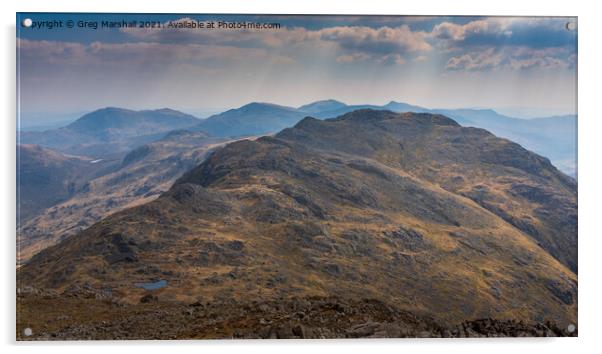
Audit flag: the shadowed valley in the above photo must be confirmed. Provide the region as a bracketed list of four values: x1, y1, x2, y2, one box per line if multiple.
[17, 130, 234, 263]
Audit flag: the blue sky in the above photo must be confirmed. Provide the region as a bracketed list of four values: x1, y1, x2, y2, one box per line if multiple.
[17, 13, 577, 121]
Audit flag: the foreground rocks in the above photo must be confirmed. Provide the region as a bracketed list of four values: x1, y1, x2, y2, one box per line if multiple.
[17, 290, 576, 340]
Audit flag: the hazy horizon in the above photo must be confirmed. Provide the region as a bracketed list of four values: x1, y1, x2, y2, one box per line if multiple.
[18, 97, 578, 130]
[18, 14, 577, 124]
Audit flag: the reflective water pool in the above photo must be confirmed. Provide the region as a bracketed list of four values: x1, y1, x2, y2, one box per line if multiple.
[135, 279, 167, 290]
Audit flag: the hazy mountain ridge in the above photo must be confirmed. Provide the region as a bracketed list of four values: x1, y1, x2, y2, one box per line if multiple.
[430, 109, 577, 176]
[170, 99, 576, 175]
[193, 102, 306, 137]
[17, 144, 116, 222]
[297, 99, 348, 113]
[19, 108, 202, 157]
[17, 131, 234, 263]
[18, 110, 576, 339]
[19, 101, 576, 175]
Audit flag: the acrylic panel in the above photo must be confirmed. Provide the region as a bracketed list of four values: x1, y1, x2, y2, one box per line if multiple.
[16, 13, 577, 340]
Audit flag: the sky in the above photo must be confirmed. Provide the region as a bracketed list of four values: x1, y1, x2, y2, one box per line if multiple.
[17, 13, 577, 122]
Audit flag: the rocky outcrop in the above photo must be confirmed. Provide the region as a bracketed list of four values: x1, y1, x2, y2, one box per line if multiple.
[16, 293, 576, 340]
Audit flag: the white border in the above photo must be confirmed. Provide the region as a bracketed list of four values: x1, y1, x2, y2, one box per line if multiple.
[2, 1, 600, 353]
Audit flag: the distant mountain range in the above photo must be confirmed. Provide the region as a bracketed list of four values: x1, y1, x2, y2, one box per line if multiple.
[297, 99, 348, 113]
[306, 100, 429, 119]
[17, 100, 577, 263]
[18, 110, 576, 339]
[19, 108, 201, 157]
[193, 102, 305, 137]
[195, 100, 576, 176]
[19, 101, 577, 176]
[429, 109, 577, 177]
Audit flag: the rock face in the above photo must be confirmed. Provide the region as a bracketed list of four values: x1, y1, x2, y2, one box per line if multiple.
[277, 110, 577, 273]
[17, 110, 577, 339]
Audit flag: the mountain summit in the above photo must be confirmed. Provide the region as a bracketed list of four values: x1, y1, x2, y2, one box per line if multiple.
[19, 108, 201, 156]
[67, 107, 199, 134]
[194, 102, 305, 137]
[298, 99, 347, 113]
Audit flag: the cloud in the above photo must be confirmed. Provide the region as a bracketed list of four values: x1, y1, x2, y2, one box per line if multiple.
[121, 18, 312, 48]
[315, 24, 430, 65]
[17, 38, 276, 70]
[336, 53, 370, 63]
[431, 17, 575, 49]
[18, 39, 88, 65]
[432, 18, 576, 72]
[337, 52, 406, 65]
[123, 18, 433, 52]
[445, 46, 574, 72]
[445, 48, 503, 71]
[317, 25, 432, 54]
[508, 47, 575, 70]
[119, 17, 576, 69]
[378, 53, 406, 65]
[122, 18, 432, 66]
[19, 17, 577, 77]
[432, 19, 512, 41]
